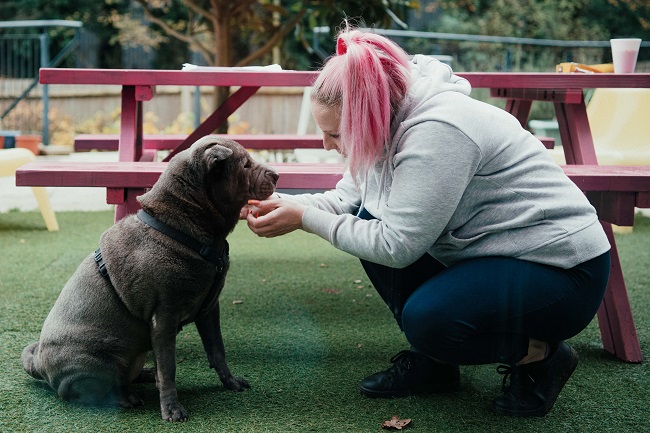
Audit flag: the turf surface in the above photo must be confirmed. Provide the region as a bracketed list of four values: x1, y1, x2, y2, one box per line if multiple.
[1, 210, 648, 432]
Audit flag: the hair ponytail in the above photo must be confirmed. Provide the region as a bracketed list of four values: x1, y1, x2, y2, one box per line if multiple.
[311, 25, 411, 179]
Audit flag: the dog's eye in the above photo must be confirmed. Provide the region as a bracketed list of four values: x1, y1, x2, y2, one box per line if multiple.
[243, 159, 252, 169]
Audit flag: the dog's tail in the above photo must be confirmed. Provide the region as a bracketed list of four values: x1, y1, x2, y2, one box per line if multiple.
[22, 342, 44, 380]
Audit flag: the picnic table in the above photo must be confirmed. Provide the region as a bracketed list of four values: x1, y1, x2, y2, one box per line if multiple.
[24, 68, 650, 363]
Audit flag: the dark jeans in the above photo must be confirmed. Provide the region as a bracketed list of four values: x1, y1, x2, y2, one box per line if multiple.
[358, 209, 610, 365]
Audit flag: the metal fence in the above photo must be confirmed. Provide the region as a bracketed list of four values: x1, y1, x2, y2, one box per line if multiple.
[0, 20, 82, 145]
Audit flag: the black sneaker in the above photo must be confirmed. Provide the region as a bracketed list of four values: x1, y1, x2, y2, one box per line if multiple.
[491, 341, 579, 417]
[359, 350, 460, 398]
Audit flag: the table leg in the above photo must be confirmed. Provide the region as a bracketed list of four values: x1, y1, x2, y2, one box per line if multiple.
[116, 85, 152, 219]
[118, 85, 143, 163]
[554, 100, 598, 165]
[554, 100, 642, 361]
[113, 188, 146, 222]
[504, 99, 532, 127]
[596, 221, 643, 362]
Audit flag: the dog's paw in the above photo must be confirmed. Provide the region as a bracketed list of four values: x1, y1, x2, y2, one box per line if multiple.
[161, 401, 189, 422]
[118, 393, 144, 408]
[132, 367, 157, 384]
[223, 376, 251, 392]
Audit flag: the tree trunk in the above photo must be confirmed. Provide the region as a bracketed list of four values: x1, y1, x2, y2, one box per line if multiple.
[213, 9, 232, 134]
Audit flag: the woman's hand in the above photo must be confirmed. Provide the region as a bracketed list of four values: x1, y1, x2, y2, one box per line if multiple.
[245, 197, 306, 238]
[239, 193, 278, 219]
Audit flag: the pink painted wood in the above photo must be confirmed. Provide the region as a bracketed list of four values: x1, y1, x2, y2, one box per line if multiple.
[15, 161, 650, 212]
[74, 134, 327, 151]
[14, 161, 345, 191]
[38, 68, 650, 362]
[39, 69, 650, 88]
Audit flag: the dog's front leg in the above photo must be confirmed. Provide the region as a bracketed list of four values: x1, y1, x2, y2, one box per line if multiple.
[195, 303, 250, 391]
[151, 317, 188, 422]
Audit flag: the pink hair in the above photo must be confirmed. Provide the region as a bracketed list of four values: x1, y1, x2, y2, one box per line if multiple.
[311, 26, 411, 179]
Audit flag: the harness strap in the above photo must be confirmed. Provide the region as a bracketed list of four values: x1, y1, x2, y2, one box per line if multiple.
[94, 211, 229, 278]
[137, 209, 229, 272]
[94, 248, 109, 278]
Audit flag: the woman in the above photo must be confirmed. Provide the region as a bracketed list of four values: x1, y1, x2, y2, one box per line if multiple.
[243, 25, 610, 417]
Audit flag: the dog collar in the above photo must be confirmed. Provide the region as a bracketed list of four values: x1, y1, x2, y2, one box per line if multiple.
[137, 209, 229, 272]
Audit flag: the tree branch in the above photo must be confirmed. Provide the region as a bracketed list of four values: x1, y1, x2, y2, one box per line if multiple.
[134, 0, 213, 62]
[235, 9, 307, 67]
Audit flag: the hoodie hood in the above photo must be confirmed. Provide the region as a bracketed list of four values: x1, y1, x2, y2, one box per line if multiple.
[368, 55, 472, 206]
[394, 55, 472, 130]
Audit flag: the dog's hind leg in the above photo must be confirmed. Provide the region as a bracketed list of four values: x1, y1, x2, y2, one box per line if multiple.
[58, 375, 143, 409]
[21, 342, 44, 380]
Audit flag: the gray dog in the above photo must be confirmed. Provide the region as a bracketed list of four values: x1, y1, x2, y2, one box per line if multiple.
[21, 135, 278, 422]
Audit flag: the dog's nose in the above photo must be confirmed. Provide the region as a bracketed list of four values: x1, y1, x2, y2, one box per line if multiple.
[268, 171, 279, 183]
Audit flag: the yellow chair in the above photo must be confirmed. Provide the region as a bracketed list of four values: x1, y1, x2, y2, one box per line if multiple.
[587, 88, 650, 166]
[0, 148, 59, 231]
[545, 88, 650, 166]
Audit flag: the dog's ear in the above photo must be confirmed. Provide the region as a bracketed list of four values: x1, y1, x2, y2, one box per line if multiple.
[205, 144, 233, 169]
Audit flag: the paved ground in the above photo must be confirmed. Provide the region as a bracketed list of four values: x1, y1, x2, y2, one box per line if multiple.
[0, 151, 115, 213]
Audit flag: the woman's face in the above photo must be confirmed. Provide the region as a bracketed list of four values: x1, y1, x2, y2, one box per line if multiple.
[311, 102, 346, 157]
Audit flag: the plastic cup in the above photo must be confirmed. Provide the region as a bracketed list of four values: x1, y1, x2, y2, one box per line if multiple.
[610, 38, 642, 73]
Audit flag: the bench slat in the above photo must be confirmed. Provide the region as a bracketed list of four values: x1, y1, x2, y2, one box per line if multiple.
[15, 161, 346, 190]
[74, 134, 326, 152]
[74, 133, 555, 151]
[16, 162, 650, 192]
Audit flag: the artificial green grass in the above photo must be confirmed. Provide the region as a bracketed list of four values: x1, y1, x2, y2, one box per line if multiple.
[1, 210, 649, 432]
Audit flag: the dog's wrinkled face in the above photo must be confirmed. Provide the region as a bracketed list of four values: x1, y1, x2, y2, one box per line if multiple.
[190, 135, 278, 208]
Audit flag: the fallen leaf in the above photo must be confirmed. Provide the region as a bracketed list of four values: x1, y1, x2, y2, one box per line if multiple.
[357, 343, 363, 348]
[322, 288, 340, 294]
[232, 300, 244, 304]
[320, 263, 328, 267]
[382, 416, 411, 430]
[353, 279, 362, 283]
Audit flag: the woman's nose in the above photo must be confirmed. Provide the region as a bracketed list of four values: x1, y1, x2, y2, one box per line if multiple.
[322, 134, 334, 151]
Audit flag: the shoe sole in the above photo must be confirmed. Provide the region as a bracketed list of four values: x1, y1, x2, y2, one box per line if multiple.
[359, 380, 460, 399]
[491, 344, 579, 417]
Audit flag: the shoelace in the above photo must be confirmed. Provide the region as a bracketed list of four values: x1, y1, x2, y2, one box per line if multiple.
[496, 364, 536, 393]
[496, 365, 514, 392]
[387, 350, 414, 378]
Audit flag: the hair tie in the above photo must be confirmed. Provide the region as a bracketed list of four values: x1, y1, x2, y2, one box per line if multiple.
[336, 37, 347, 55]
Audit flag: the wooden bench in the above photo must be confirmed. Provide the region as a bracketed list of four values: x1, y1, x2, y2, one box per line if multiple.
[15, 161, 650, 226]
[15, 161, 344, 194]
[14, 161, 650, 365]
[73, 133, 558, 153]
[73, 134, 330, 162]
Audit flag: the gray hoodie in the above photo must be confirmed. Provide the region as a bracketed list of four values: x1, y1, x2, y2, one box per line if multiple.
[287, 55, 610, 269]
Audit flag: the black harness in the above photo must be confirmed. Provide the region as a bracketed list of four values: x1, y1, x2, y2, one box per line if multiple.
[95, 209, 229, 278]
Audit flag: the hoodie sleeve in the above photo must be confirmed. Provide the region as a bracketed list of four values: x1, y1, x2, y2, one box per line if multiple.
[278, 168, 362, 215]
[301, 121, 482, 268]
